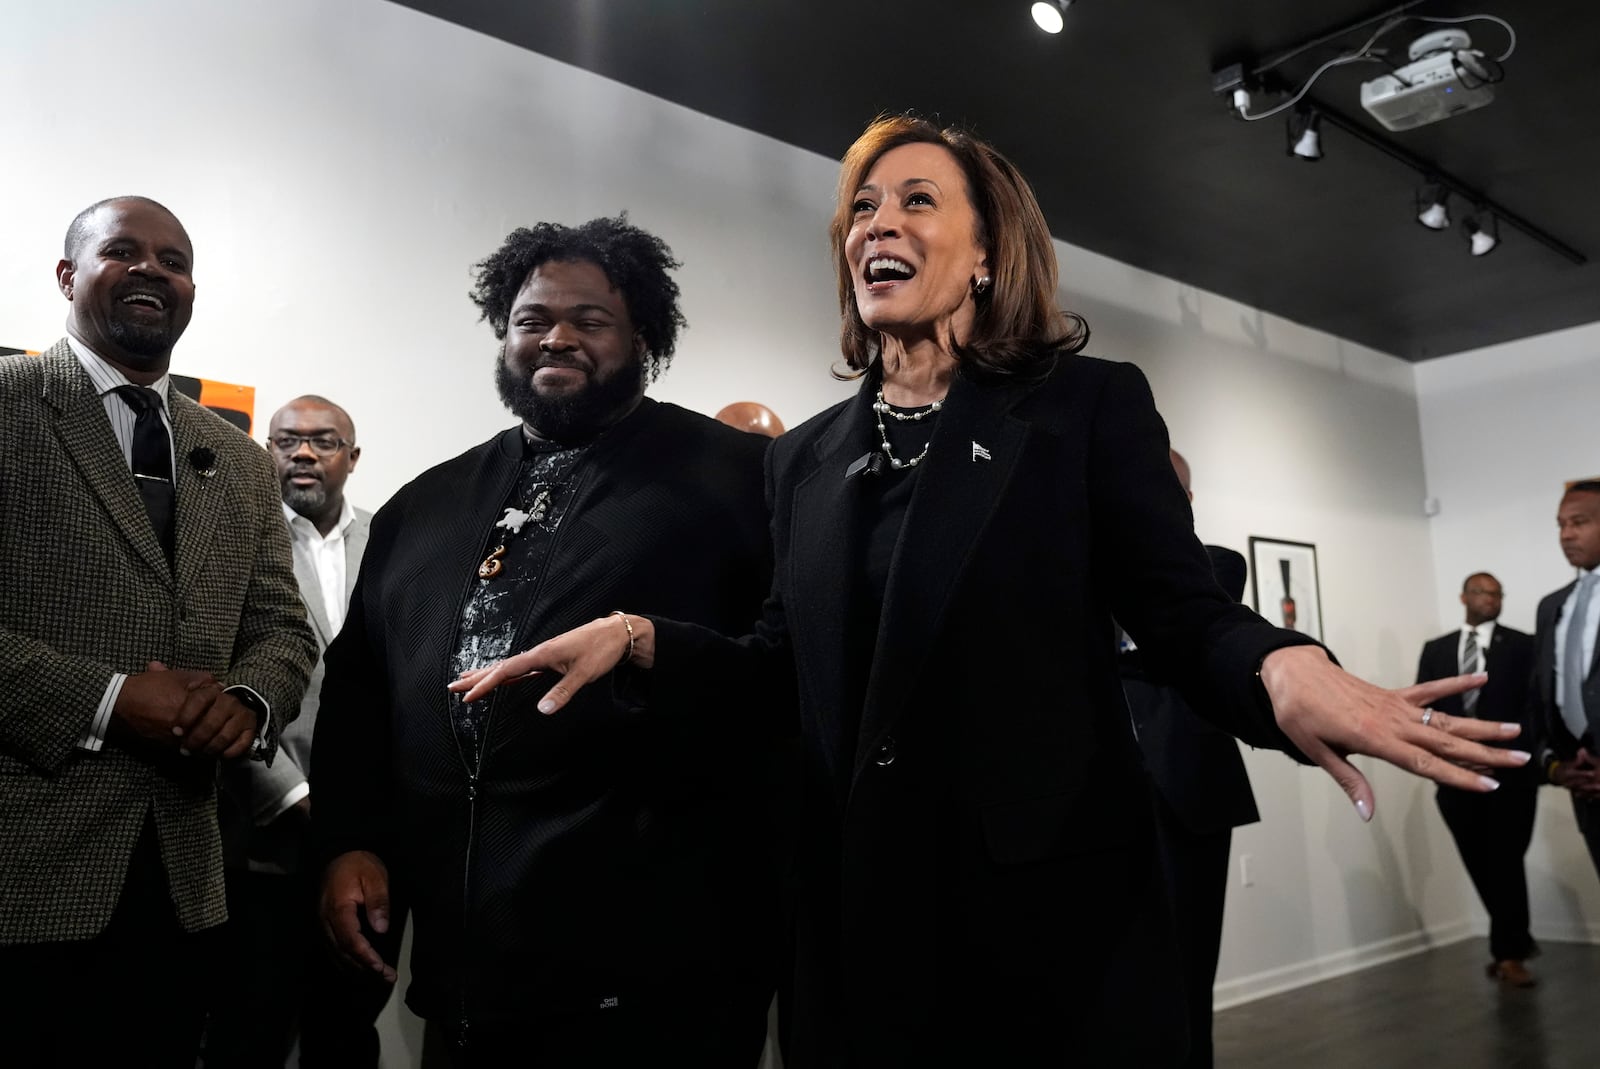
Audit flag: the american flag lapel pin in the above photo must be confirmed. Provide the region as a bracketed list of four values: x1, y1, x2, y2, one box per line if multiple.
[971, 441, 991, 462]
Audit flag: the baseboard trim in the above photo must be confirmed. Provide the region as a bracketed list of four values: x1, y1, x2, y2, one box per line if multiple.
[1531, 921, 1600, 945]
[1213, 921, 1475, 1010]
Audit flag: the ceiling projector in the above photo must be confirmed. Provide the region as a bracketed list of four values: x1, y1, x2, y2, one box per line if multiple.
[1360, 29, 1495, 131]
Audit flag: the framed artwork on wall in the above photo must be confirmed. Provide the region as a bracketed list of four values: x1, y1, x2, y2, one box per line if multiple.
[1249, 536, 1323, 642]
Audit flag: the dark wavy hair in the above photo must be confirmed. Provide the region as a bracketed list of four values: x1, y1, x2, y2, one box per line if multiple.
[830, 115, 1088, 379]
[469, 215, 686, 382]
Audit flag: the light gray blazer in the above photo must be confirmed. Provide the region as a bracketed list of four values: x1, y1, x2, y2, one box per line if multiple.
[231, 507, 371, 873]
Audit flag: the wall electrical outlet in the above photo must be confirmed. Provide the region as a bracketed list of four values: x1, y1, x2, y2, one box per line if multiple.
[1240, 854, 1255, 887]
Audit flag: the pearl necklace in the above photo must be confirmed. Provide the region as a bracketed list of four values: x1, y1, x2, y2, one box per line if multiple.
[874, 387, 944, 470]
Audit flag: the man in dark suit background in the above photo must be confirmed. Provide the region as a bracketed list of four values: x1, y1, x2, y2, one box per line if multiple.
[1416, 571, 1539, 986]
[1118, 449, 1258, 1069]
[0, 196, 316, 1063]
[207, 395, 394, 1066]
[1534, 482, 1600, 880]
[315, 217, 780, 1066]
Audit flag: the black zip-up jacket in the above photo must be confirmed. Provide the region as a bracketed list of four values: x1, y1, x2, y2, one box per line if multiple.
[315, 398, 779, 1028]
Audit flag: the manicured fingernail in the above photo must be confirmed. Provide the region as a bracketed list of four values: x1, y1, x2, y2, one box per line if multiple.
[171, 726, 184, 736]
[1479, 776, 1501, 790]
[1509, 750, 1531, 764]
[178, 747, 191, 757]
[1499, 723, 1521, 734]
[538, 699, 556, 714]
[1354, 798, 1372, 822]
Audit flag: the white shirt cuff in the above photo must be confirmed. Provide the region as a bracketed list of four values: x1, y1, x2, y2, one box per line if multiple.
[78, 673, 127, 751]
[223, 684, 272, 755]
[260, 781, 311, 825]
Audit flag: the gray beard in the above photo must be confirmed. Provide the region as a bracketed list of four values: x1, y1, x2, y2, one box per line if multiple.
[106, 314, 178, 359]
[282, 481, 328, 517]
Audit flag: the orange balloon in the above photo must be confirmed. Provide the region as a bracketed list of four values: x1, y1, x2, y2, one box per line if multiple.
[715, 401, 785, 438]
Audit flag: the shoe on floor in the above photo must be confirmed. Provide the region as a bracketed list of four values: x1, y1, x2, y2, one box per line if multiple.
[1486, 959, 1537, 988]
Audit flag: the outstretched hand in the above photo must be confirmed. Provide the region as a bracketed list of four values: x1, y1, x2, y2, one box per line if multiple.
[448, 613, 652, 711]
[1260, 645, 1527, 821]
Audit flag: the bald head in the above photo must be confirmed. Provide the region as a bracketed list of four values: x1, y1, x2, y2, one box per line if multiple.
[268, 395, 360, 535]
[1169, 449, 1193, 500]
[64, 196, 187, 261]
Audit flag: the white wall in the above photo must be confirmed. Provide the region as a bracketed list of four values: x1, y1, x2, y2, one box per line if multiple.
[0, 0, 1520, 1058]
[1057, 248, 1474, 1000]
[0, 0, 855, 508]
[1416, 320, 1600, 945]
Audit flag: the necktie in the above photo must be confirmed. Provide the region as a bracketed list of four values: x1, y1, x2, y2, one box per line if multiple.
[1563, 572, 1599, 741]
[113, 385, 175, 564]
[1461, 627, 1481, 715]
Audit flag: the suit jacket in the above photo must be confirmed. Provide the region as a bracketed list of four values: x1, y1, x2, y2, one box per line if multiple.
[1416, 622, 1537, 786]
[1121, 545, 1260, 833]
[316, 399, 778, 1024]
[651, 355, 1315, 1066]
[0, 341, 316, 943]
[225, 507, 371, 873]
[1531, 580, 1600, 769]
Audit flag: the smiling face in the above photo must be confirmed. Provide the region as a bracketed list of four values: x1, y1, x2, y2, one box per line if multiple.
[56, 199, 194, 379]
[843, 142, 989, 352]
[496, 258, 647, 442]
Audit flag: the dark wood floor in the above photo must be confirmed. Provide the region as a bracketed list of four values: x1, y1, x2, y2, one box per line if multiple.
[1213, 939, 1600, 1069]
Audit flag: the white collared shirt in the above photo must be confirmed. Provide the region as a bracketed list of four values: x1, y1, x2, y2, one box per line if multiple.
[67, 335, 176, 476]
[282, 498, 356, 638]
[1458, 620, 1496, 674]
[69, 338, 269, 752]
[1556, 566, 1600, 737]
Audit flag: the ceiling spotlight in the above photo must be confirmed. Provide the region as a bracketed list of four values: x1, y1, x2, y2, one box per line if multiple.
[1463, 213, 1500, 256]
[1414, 183, 1450, 230]
[1287, 110, 1323, 161]
[1031, 1, 1070, 34]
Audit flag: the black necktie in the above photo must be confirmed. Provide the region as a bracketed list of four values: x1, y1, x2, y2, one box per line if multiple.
[113, 385, 175, 564]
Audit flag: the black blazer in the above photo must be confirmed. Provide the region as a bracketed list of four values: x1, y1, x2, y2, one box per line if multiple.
[1122, 545, 1260, 834]
[652, 355, 1314, 1066]
[315, 399, 776, 1024]
[1415, 623, 1536, 784]
[1531, 580, 1600, 769]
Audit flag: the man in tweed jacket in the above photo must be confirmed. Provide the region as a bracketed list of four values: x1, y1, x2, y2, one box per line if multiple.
[0, 196, 316, 1063]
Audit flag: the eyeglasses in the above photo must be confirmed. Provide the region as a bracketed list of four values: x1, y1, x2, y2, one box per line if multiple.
[267, 433, 351, 457]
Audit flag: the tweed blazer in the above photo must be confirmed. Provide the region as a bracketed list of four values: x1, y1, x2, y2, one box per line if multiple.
[0, 340, 316, 942]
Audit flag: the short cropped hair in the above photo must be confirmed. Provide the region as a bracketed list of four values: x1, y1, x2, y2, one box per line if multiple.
[64, 196, 181, 260]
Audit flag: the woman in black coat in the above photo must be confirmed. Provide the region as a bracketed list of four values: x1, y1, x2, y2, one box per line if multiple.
[455, 116, 1526, 1066]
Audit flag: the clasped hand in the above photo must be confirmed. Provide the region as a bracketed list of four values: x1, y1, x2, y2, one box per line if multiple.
[1552, 748, 1600, 800]
[110, 660, 258, 760]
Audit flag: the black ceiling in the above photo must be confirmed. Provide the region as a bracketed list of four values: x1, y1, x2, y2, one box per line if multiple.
[394, 0, 1599, 361]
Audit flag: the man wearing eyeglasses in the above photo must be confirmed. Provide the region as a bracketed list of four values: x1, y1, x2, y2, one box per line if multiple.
[207, 395, 389, 1066]
[1416, 572, 1538, 987]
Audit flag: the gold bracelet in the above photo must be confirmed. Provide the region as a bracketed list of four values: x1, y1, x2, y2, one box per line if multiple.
[609, 610, 635, 667]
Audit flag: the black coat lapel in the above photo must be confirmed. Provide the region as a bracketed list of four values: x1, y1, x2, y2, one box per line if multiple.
[787, 385, 878, 792]
[427, 428, 525, 717]
[853, 369, 1034, 785]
